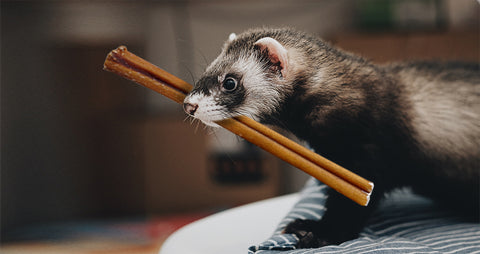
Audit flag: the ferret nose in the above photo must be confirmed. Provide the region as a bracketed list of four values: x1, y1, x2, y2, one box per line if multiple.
[183, 103, 198, 115]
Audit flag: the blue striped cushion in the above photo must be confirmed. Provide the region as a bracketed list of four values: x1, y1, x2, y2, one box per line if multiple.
[249, 178, 480, 254]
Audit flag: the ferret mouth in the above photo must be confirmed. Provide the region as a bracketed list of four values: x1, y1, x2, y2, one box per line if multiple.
[183, 106, 228, 128]
[198, 118, 221, 127]
[191, 111, 236, 128]
[183, 94, 232, 127]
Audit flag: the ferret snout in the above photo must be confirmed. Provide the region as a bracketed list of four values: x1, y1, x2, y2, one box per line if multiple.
[183, 102, 198, 116]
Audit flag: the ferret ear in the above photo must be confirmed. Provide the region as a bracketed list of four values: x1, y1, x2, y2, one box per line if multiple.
[254, 37, 289, 78]
[223, 33, 237, 50]
[228, 33, 237, 42]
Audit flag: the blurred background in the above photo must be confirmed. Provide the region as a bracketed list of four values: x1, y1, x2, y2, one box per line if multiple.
[1, 0, 478, 253]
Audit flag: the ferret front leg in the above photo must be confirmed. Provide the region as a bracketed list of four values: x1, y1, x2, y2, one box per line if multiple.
[284, 187, 382, 248]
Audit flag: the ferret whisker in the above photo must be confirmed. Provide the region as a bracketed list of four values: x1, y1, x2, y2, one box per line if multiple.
[195, 47, 210, 68]
[194, 119, 200, 133]
[181, 63, 197, 85]
[202, 123, 209, 131]
[206, 127, 216, 136]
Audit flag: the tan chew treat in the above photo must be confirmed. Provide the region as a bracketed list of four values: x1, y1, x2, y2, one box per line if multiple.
[217, 117, 371, 206]
[104, 46, 374, 206]
[235, 115, 374, 193]
[104, 46, 191, 103]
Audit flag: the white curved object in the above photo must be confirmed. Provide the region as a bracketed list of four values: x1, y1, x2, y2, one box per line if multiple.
[159, 194, 299, 254]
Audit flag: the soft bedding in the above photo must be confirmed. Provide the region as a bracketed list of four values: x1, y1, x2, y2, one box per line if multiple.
[249, 178, 480, 254]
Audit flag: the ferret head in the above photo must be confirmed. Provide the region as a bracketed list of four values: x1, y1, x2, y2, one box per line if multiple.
[183, 29, 294, 127]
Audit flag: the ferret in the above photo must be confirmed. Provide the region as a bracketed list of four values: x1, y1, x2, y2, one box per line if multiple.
[183, 27, 480, 248]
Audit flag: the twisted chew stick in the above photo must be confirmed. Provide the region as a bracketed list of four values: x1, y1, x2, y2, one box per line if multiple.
[104, 46, 374, 206]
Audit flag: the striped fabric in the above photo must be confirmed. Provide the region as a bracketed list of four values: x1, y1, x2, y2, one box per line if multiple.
[249, 178, 480, 254]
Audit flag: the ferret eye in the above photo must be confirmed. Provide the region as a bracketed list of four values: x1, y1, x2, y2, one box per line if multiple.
[222, 77, 237, 92]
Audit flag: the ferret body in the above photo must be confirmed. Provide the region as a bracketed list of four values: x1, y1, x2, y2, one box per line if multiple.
[183, 27, 480, 248]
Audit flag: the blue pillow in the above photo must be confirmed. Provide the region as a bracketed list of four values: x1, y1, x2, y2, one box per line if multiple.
[249, 178, 480, 254]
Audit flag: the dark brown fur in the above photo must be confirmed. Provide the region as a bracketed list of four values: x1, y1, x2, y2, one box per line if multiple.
[184, 27, 480, 248]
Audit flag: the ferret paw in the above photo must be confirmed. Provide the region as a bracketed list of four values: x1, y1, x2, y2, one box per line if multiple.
[284, 219, 343, 248]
